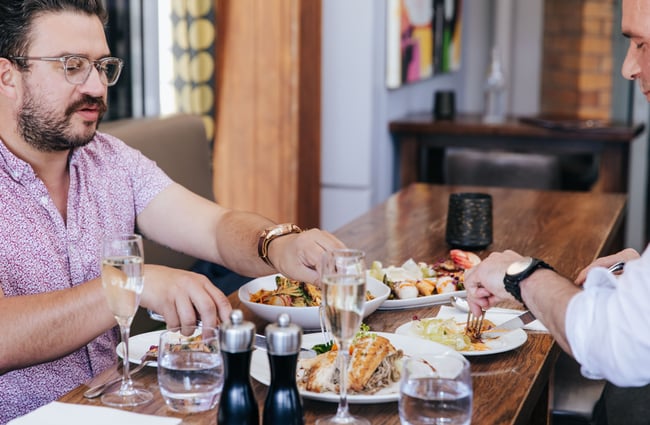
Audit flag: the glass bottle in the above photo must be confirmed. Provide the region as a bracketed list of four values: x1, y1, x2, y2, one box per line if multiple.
[263, 313, 304, 425]
[483, 47, 507, 124]
[217, 309, 259, 425]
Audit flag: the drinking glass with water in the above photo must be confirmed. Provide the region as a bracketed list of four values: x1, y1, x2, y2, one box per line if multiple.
[158, 326, 224, 413]
[399, 353, 472, 425]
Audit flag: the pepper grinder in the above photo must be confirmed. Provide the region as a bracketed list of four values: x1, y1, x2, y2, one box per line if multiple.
[263, 313, 304, 425]
[217, 309, 259, 425]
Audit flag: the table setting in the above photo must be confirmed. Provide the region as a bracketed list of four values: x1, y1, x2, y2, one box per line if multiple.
[59, 245, 533, 425]
[53, 183, 627, 425]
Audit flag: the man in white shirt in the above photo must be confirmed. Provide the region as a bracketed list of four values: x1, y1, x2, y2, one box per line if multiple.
[465, 3, 650, 422]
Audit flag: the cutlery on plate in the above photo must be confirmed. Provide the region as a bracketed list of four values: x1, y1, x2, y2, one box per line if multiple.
[482, 311, 536, 339]
[83, 352, 157, 399]
[450, 295, 470, 312]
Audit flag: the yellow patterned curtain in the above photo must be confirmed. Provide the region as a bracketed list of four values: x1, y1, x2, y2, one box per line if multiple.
[171, 0, 216, 143]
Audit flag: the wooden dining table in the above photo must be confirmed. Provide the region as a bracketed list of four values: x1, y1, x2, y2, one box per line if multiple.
[60, 183, 627, 424]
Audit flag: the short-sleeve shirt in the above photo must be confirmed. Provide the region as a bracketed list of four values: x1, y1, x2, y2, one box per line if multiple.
[0, 132, 173, 423]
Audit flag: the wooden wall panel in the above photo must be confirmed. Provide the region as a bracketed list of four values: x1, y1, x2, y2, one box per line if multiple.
[213, 0, 321, 228]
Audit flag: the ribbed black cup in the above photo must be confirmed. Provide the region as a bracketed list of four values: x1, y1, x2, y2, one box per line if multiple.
[445, 192, 493, 250]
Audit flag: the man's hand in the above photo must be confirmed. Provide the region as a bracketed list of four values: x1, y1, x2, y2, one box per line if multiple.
[269, 228, 346, 284]
[139, 265, 232, 333]
[464, 250, 526, 316]
[574, 248, 640, 285]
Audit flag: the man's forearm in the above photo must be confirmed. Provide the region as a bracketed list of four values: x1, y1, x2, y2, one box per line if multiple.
[212, 209, 276, 276]
[0, 279, 115, 373]
[520, 269, 581, 355]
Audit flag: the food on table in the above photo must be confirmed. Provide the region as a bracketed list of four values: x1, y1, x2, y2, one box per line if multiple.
[408, 317, 495, 352]
[248, 275, 374, 307]
[297, 333, 404, 394]
[369, 249, 480, 300]
[146, 334, 214, 357]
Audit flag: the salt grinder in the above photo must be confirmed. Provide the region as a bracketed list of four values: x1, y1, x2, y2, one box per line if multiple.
[263, 313, 304, 425]
[217, 309, 259, 425]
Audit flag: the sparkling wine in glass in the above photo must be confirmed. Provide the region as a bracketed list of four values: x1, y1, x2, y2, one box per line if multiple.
[317, 249, 370, 425]
[100, 233, 153, 407]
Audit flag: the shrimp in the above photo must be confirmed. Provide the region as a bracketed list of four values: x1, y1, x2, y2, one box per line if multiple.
[450, 249, 481, 269]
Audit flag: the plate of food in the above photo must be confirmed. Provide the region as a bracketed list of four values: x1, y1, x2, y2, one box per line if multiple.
[250, 331, 463, 403]
[238, 273, 390, 331]
[116, 329, 165, 366]
[394, 316, 527, 356]
[371, 250, 479, 310]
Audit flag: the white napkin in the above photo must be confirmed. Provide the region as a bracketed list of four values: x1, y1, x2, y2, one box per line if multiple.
[436, 305, 548, 332]
[8, 402, 182, 425]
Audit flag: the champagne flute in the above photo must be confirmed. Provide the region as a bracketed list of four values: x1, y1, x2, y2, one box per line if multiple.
[100, 233, 153, 407]
[317, 249, 370, 425]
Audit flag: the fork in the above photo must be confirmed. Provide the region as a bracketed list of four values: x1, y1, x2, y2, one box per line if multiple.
[465, 309, 485, 341]
[83, 351, 157, 399]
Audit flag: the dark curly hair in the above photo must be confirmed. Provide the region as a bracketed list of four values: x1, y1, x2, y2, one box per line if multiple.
[0, 0, 108, 59]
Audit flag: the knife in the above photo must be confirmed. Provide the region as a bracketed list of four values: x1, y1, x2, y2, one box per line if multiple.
[482, 311, 536, 339]
[254, 334, 317, 358]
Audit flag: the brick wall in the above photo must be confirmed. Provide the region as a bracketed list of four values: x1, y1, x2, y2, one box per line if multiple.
[540, 0, 615, 120]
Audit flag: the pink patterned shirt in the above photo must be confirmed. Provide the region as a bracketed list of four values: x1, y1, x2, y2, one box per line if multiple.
[0, 132, 172, 423]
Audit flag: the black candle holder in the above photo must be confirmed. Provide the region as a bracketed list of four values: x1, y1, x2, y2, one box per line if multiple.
[445, 192, 493, 250]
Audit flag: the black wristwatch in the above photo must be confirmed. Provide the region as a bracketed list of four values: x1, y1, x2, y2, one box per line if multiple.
[503, 257, 554, 303]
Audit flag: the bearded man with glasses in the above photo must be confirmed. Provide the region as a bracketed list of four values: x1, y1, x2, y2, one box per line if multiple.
[0, 1, 344, 422]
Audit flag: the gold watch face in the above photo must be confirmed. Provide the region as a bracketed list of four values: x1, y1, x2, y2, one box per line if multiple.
[507, 257, 533, 275]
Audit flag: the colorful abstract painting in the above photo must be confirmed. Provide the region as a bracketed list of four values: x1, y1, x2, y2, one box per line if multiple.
[386, 0, 463, 89]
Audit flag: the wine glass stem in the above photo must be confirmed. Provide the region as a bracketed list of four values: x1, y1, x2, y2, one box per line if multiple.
[335, 341, 351, 419]
[119, 323, 134, 391]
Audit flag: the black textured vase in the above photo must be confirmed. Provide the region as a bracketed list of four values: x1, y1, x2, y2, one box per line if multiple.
[445, 192, 493, 250]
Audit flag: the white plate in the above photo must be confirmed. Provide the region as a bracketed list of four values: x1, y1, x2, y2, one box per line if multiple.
[238, 273, 390, 331]
[377, 289, 467, 310]
[250, 331, 462, 404]
[116, 329, 165, 367]
[394, 321, 527, 356]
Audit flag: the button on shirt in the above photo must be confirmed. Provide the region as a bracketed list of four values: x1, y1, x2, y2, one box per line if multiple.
[0, 132, 172, 423]
[566, 249, 650, 387]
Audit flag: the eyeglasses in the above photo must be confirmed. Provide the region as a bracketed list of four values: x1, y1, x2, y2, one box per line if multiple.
[9, 55, 124, 87]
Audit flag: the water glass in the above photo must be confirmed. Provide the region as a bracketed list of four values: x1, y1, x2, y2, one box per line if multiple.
[399, 353, 473, 425]
[158, 326, 224, 413]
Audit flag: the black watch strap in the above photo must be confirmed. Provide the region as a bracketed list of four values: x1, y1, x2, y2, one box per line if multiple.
[504, 258, 554, 303]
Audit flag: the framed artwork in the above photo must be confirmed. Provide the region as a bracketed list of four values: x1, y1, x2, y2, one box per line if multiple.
[386, 0, 463, 89]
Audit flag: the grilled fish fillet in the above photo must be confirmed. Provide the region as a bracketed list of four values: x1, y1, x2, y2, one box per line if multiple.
[298, 335, 403, 394]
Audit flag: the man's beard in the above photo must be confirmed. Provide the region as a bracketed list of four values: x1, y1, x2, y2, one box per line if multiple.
[18, 89, 107, 152]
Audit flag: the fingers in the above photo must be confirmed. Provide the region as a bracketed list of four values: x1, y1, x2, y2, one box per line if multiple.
[275, 229, 347, 284]
[574, 248, 640, 285]
[141, 265, 232, 331]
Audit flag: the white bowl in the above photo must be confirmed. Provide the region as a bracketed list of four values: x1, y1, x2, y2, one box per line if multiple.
[238, 272, 390, 331]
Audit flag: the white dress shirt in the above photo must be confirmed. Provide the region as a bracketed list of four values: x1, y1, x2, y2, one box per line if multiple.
[566, 246, 650, 386]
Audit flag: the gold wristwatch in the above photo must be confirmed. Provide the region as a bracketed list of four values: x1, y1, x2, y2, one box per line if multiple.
[257, 223, 302, 267]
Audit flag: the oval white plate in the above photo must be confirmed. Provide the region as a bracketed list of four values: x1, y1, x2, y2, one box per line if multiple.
[394, 321, 527, 356]
[378, 289, 467, 310]
[116, 329, 164, 367]
[238, 273, 390, 331]
[250, 331, 463, 404]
